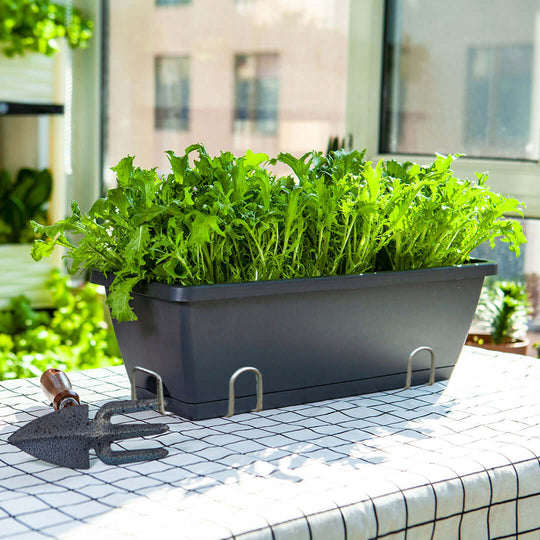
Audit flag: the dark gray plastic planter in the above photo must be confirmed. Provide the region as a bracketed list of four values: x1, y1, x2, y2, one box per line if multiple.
[92, 259, 496, 420]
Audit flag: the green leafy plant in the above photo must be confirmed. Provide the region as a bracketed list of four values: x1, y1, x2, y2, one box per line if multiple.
[0, 167, 52, 244]
[0, 0, 93, 57]
[0, 271, 121, 380]
[474, 281, 531, 344]
[32, 145, 526, 322]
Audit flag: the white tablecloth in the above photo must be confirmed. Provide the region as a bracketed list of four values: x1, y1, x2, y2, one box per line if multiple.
[1, 346, 540, 539]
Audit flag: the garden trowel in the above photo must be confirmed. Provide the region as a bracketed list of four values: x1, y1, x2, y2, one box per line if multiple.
[8, 369, 169, 469]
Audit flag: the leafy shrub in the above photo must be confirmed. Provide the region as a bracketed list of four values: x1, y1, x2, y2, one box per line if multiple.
[0, 0, 93, 57]
[0, 271, 122, 380]
[32, 145, 526, 322]
[0, 167, 52, 243]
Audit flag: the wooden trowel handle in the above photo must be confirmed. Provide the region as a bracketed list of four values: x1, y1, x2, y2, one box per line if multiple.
[40, 368, 80, 410]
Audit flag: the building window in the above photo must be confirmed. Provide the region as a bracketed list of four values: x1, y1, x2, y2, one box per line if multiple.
[380, 0, 539, 160]
[156, 0, 191, 6]
[234, 54, 279, 135]
[155, 56, 190, 131]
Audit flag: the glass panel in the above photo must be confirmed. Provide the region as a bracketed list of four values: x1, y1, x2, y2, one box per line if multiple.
[381, 0, 540, 160]
[104, 0, 350, 188]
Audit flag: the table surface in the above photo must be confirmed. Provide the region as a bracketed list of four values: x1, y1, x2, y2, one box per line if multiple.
[1, 346, 540, 540]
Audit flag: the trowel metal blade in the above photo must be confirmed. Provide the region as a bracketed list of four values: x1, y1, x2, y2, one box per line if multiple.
[8, 405, 94, 469]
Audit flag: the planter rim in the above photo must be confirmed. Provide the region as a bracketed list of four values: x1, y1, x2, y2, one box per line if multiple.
[0, 242, 35, 249]
[466, 332, 530, 348]
[91, 258, 497, 303]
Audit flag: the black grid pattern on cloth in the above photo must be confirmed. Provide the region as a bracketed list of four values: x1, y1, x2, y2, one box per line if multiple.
[1, 346, 540, 539]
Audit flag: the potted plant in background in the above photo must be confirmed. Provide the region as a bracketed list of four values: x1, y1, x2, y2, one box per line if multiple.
[31, 146, 526, 419]
[0, 0, 93, 57]
[467, 281, 531, 355]
[326, 134, 353, 155]
[0, 0, 93, 103]
[0, 167, 53, 309]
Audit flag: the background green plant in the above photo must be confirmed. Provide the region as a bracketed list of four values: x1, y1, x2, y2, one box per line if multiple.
[0, 271, 122, 380]
[475, 281, 531, 344]
[0, 0, 93, 57]
[32, 145, 526, 322]
[0, 167, 52, 243]
[326, 134, 353, 155]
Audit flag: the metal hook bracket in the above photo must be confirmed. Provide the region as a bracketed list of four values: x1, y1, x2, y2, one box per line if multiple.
[130, 366, 167, 415]
[405, 346, 435, 390]
[226, 367, 263, 418]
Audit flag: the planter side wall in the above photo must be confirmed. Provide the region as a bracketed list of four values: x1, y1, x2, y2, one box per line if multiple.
[0, 52, 56, 103]
[0, 244, 52, 309]
[108, 264, 494, 420]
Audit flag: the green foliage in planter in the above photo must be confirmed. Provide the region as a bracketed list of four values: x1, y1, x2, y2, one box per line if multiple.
[0, 271, 122, 380]
[0, 167, 52, 243]
[475, 281, 531, 344]
[31, 145, 526, 322]
[0, 0, 93, 57]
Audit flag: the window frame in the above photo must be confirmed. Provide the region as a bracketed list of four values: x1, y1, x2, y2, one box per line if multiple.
[71, 0, 104, 211]
[346, 0, 540, 218]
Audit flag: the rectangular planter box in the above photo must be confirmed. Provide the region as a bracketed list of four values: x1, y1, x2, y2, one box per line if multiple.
[0, 244, 53, 310]
[93, 260, 496, 420]
[0, 48, 61, 104]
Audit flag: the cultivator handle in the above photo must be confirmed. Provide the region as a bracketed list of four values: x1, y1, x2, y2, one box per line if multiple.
[40, 369, 80, 410]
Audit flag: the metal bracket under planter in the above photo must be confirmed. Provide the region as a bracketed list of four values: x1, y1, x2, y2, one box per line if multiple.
[405, 347, 435, 390]
[226, 367, 263, 418]
[130, 367, 167, 415]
